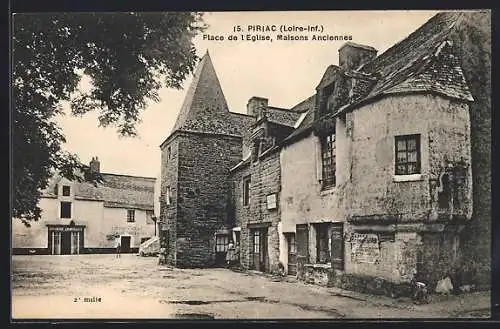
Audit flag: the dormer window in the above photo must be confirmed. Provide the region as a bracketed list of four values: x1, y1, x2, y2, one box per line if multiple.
[62, 185, 71, 196]
[319, 82, 335, 117]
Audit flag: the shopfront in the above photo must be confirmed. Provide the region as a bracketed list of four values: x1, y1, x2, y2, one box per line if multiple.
[47, 224, 85, 255]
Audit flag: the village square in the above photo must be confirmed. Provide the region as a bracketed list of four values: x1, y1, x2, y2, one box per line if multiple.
[11, 10, 492, 320]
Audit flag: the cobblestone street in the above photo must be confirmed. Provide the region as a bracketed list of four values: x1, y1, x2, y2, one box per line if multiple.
[11, 255, 490, 319]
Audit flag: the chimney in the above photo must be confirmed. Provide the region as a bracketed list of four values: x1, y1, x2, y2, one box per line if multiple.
[89, 156, 100, 174]
[246, 96, 268, 117]
[338, 42, 377, 71]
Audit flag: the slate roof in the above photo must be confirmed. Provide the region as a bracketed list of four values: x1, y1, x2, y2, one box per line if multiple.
[283, 108, 315, 143]
[266, 107, 304, 127]
[338, 11, 473, 114]
[285, 12, 475, 145]
[166, 51, 253, 140]
[43, 173, 155, 211]
[316, 65, 339, 89]
[280, 95, 316, 142]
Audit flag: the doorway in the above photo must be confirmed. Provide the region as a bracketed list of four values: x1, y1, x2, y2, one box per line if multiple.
[48, 227, 84, 255]
[120, 236, 131, 253]
[61, 232, 71, 254]
[286, 233, 297, 276]
[250, 228, 268, 272]
[215, 234, 229, 267]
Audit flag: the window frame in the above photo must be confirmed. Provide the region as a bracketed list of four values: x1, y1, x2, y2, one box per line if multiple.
[215, 234, 229, 252]
[395, 134, 421, 176]
[62, 185, 71, 197]
[252, 230, 260, 253]
[165, 186, 171, 206]
[320, 133, 336, 188]
[166, 146, 171, 163]
[60, 201, 72, 219]
[127, 209, 135, 223]
[243, 175, 251, 206]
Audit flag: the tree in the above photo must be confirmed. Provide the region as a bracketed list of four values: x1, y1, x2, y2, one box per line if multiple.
[12, 12, 206, 225]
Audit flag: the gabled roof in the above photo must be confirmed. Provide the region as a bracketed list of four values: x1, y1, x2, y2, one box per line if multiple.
[281, 96, 316, 143]
[266, 107, 304, 127]
[43, 173, 155, 211]
[346, 11, 474, 110]
[316, 65, 339, 89]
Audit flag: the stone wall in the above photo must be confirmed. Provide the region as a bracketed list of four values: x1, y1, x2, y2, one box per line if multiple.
[174, 132, 242, 268]
[347, 94, 472, 223]
[231, 165, 251, 269]
[344, 94, 471, 284]
[159, 136, 179, 265]
[304, 264, 331, 286]
[232, 150, 281, 272]
[449, 11, 491, 287]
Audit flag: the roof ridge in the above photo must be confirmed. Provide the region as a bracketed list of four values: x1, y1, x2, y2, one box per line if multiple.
[101, 172, 156, 180]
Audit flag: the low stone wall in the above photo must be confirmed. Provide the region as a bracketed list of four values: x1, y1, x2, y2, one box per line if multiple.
[300, 264, 413, 298]
[330, 272, 412, 298]
[303, 264, 333, 287]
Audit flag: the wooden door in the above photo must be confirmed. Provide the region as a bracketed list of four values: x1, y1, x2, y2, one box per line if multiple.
[296, 224, 309, 279]
[61, 231, 72, 255]
[330, 223, 344, 270]
[215, 234, 229, 267]
[121, 236, 131, 253]
[287, 234, 297, 276]
[251, 229, 261, 271]
[259, 228, 268, 272]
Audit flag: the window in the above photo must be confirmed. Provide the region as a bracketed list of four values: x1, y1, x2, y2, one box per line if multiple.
[62, 185, 71, 196]
[315, 223, 330, 264]
[165, 186, 171, 206]
[319, 82, 335, 117]
[60, 202, 71, 219]
[252, 230, 260, 253]
[395, 134, 421, 175]
[216, 235, 229, 252]
[166, 146, 171, 162]
[127, 209, 135, 222]
[146, 210, 155, 224]
[320, 134, 336, 188]
[243, 176, 251, 206]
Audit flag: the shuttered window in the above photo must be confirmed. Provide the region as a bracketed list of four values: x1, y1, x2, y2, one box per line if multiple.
[315, 223, 331, 264]
[330, 223, 344, 270]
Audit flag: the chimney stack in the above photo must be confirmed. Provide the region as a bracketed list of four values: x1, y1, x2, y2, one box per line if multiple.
[338, 42, 377, 71]
[90, 156, 100, 174]
[246, 96, 268, 117]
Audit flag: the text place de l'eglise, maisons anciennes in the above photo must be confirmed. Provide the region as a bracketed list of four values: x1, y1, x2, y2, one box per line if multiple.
[157, 11, 490, 296]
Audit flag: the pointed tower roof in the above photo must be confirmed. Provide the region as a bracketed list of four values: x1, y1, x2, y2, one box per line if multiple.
[171, 51, 240, 135]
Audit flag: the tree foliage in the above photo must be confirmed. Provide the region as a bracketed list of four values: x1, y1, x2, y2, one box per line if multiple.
[12, 12, 206, 224]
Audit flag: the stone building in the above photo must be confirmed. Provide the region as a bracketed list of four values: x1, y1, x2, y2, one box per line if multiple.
[12, 157, 157, 255]
[230, 97, 310, 272]
[158, 51, 253, 267]
[158, 11, 490, 293]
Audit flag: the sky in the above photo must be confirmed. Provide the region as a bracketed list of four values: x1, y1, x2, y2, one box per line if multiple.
[56, 10, 440, 178]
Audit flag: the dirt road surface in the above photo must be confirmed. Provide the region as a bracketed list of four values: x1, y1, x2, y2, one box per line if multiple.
[11, 254, 491, 320]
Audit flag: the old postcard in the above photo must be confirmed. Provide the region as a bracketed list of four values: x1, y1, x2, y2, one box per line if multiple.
[11, 10, 492, 320]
